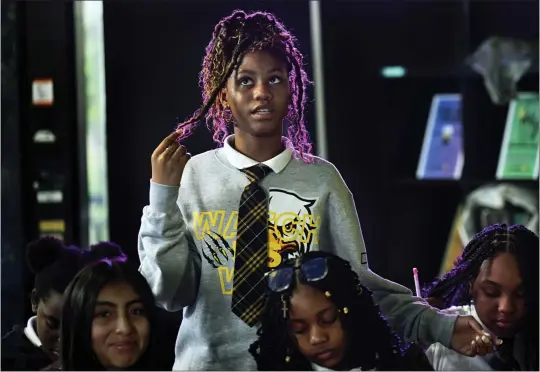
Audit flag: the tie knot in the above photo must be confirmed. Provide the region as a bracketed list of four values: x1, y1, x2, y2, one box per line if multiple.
[242, 164, 272, 183]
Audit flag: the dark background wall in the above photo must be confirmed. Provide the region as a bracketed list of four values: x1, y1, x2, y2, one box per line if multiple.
[2, 0, 82, 332]
[318, 0, 539, 288]
[2, 0, 24, 334]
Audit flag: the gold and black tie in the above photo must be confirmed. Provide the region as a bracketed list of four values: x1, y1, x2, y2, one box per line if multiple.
[231, 164, 272, 327]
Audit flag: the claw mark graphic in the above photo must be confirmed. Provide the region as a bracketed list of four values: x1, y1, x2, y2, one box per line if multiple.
[201, 231, 234, 268]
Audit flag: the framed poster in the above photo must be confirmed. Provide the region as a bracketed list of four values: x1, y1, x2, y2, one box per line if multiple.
[417, 94, 464, 180]
[496, 93, 539, 179]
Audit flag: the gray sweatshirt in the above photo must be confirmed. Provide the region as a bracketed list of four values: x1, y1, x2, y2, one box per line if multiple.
[138, 136, 456, 370]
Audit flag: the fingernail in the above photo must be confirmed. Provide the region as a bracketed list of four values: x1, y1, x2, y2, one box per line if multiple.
[476, 335, 481, 342]
[483, 332, 491, 337]
[471, 340, 476, 346]
[496, 339, 503, 345]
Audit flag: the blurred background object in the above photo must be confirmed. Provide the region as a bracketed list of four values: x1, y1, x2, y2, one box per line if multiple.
[467, 37, 538, 105]
[440, 183, 538, 274]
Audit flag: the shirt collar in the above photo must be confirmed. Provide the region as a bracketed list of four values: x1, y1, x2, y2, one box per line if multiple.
[24, 316, 42, 347]
[222, 134, 292, 173]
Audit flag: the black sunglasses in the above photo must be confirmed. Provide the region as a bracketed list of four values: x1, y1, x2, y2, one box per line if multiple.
[266, 257, 330, 293]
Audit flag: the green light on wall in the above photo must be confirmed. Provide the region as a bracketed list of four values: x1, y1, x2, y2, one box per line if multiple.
[381, 66, 407, 78]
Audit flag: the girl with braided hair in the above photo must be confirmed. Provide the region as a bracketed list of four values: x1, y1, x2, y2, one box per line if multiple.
[423, 224, 538, 370]
[250, 251, 434, 371]
[139, 9, 499, 370]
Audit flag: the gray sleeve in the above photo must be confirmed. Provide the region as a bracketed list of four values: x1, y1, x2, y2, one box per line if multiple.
[138, 180, 201, 312]
[325, 164, 457, 347]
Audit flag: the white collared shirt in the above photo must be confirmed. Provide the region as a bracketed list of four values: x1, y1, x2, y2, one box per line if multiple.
[23, 316, 42, 348]
[221, 134, 292, 173]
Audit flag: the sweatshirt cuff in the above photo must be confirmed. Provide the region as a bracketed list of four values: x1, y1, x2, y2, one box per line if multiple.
[429, 310, 458, 348]
[149, 179, 179, 213]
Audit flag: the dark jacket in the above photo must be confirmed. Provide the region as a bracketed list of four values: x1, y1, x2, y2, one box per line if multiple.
[1, 324, 56, 371]
[401, 342, 434, 370]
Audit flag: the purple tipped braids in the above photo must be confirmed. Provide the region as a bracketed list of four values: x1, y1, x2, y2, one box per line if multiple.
[175, 10, 313, 161]
[422, 224, 539, 310]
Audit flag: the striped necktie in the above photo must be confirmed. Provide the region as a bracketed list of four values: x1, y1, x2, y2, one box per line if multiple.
[231, 164, 272, 326]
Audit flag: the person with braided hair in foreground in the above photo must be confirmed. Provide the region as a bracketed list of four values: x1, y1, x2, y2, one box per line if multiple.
[250, 251, 434, 371]
[1, 237, 126, 371]
[139, 9, 500, 370]
[423, 224, 538, 370]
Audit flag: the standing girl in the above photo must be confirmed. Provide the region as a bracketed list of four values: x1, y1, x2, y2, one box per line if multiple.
[138, 9, 495, 370]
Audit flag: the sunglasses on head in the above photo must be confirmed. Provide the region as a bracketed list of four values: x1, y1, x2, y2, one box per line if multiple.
[266, 257, 330, 293]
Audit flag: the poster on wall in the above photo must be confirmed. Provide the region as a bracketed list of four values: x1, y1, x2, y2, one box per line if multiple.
[440, 183, 539, 275]
[416, 94, 464, 180]
[496, 92, 539, 180]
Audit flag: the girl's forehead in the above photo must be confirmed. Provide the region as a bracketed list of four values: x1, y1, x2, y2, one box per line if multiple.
[290, 285, 334, 317]
[237, 50, 287, 69]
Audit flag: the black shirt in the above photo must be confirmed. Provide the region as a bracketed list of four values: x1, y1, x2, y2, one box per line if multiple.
[1, 325, 55, 371]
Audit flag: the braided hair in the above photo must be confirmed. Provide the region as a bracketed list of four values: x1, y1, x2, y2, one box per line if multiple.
[176, 9, 312, 161]
[249, 251, 410, 371]
[423, 223, 538, 367]
[423, 224, 538, 309]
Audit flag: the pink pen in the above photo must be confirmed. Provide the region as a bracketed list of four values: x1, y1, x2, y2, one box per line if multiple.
[413, 268, 422, 298]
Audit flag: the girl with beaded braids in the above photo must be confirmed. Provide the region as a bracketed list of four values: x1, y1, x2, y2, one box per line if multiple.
[250, 251, 434, 371]
[139, 9, 499, 370]
[423, 224, 538, 370]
